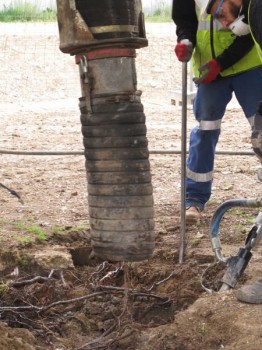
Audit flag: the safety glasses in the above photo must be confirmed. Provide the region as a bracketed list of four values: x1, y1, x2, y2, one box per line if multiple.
[214, 0, 243, 21]
[214, 0, 225, 19]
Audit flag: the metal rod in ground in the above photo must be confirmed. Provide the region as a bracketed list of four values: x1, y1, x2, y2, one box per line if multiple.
[179, 61, 188, 264]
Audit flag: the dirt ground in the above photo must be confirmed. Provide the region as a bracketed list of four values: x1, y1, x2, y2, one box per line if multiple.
[0, 22, 262, 350]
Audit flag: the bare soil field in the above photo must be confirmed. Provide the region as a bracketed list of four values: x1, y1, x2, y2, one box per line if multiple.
[0, 22, 262, 350]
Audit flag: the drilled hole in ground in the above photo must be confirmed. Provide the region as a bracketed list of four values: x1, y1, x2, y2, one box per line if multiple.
[70, 246, 94, 266]
[0, 231, 214, 349]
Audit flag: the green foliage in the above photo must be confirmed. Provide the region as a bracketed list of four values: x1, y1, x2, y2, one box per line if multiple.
[52, 226, 62, 235]
[14, 221, 25, 230]
[0, 283, 9, 294]
[27, 226, 46, 241]
[198, 322, 206, 341]
[145, 5, 172, 22]
[189, 237, 202, 247]
[0, 3, 56, 22]
[234, 223, 247, 232]
[0, 218, 10, 225]
[15, 236, 34, 245]
[0, 1, 172, 23]
[15, 254, 30, 268]
[70, 221, 90, 232]
[235, 209, 255, 224]
[52, 221, 90, 235]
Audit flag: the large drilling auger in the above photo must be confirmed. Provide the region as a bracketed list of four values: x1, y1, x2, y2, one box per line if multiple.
[56, 0, 155, 262]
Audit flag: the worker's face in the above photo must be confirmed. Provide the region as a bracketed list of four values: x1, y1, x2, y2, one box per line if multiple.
[209, 0, 243, 28]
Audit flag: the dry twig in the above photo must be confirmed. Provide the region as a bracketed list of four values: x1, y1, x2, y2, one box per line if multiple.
[146, 271, 176, 292]
[11, 270, 55, 287]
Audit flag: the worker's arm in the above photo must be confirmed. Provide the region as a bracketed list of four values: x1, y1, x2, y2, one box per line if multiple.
[215, 0, 255, 71]
[216, 34, 255, 71]
[249, 0, 262, 50]
[172, 0, 198, 47]
[194, 34, 255, 84]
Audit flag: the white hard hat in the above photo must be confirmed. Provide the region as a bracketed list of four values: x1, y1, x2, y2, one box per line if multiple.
[195, 0, 217, 18]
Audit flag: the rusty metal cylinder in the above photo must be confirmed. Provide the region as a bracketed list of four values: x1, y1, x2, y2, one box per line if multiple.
[56, 0, 147, 54]
[56, 0, 155, 261]
[77, 50, 155, 261]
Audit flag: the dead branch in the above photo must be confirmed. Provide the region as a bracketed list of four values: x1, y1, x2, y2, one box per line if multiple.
[146, 271, 176, 292]
[89, 261, 123, 285]
[97, 266, 123, 285]
[59, 270, 66, 287]
[11, 269, 55, 287]
[66, 318, 119, 350]
[0, 282, 169, 318]
[0, 291, 112, 313]
[89, 261, 109, 281]
[95, 285, 170, 302]
[75, 326, 135, 350]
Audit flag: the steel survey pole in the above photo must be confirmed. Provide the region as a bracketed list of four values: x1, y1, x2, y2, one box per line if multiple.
[179, 62, 188, 264]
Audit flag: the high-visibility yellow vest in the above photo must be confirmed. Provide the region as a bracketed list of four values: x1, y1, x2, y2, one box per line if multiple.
[192, 14, 262, 78]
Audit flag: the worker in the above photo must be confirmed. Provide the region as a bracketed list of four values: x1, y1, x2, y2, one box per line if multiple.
[172, 0, 262, 225]
[200, 0, 262, 304]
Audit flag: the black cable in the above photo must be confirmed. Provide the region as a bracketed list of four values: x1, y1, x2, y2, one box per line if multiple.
[0, 149, 255, 156]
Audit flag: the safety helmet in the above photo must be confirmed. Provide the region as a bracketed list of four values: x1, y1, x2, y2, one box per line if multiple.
[195, 0, 217, 18]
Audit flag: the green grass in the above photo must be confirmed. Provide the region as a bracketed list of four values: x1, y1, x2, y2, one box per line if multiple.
[145, 6, 172, 23]
[0, 3, 171, 23]
[70, 221, 90, 232]
[13, 221, 25, 230]
[0, 283, 9, 294]
[145, 15, 172, 23]
[52, 226, 62, 235]
[189, 237, 202, 247]
[27, 225, 47, 241]
[52, 221, 90, 235]
[0, 216, 90, 245]
[0, 3, 57, 22]
[234, 209, 256, 224]
[15, 236, 34, 245]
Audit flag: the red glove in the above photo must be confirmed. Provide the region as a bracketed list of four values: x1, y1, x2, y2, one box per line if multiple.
[193, 59, 221, 84]
[174, 39, 193, 62]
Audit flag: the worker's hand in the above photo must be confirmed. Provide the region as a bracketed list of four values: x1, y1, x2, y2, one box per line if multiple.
[174, 39, 193, 62]
[251, 102, 262, 161]
[193, 59, 221, 84]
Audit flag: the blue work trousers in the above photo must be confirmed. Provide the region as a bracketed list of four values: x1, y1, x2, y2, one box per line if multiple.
[186, 67, 262, 210]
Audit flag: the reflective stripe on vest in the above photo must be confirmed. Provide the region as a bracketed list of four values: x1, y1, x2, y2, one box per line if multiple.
[192, 14, 262, 78]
